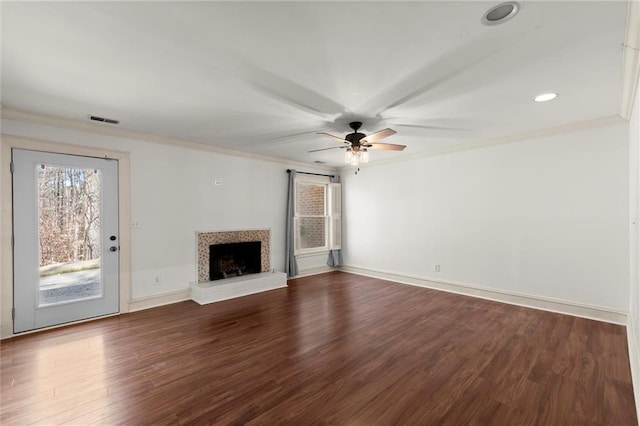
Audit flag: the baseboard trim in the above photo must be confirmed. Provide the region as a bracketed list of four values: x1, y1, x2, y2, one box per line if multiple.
[627, 316, 640, 419]
[341, 265, 627, 325]
[294, 265, 336, 278]
[128, 289, 192, 312]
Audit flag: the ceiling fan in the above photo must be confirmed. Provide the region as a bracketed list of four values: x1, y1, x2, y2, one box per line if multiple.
[310, 121, 406, 166]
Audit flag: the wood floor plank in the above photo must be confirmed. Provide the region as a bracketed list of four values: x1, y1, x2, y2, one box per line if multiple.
[1, 271, 636, 425]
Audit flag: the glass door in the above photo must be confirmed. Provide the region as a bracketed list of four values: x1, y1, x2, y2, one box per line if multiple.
[12, 149, 119, 333]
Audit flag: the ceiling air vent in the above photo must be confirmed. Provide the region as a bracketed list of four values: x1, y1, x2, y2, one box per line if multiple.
[89, 115, 119, 125]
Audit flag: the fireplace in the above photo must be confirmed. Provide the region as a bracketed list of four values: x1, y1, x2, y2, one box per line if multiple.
[209, 241, 262, 280]
[192, 230, 284, 305]
[196, 229, 270, 283]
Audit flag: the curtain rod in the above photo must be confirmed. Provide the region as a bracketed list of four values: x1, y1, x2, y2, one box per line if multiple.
[287, 169, 335, 178]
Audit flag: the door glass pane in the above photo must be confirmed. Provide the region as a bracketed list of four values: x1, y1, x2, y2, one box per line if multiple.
[37, 164, 102, 306]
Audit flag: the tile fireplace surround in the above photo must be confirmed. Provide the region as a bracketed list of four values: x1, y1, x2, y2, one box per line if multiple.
[196, 229, 270, 283]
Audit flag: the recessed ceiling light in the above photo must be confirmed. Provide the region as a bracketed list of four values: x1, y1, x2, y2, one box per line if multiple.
[482, 2, 520, 26]
[534, 93, 558, 102]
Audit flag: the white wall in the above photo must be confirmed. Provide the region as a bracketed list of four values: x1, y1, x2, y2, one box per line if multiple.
[0, 118, 331, 327]
[343, 121, 629, 312]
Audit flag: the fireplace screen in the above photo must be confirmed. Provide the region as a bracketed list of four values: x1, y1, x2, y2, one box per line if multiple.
[209, 241, 261, 280]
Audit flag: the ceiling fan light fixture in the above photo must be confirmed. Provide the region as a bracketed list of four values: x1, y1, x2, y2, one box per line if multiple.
[534, 92, 558, 102]
[361, 149, 369, 164]
[345, 148, 353, 163]
[482, 2, 520, 26]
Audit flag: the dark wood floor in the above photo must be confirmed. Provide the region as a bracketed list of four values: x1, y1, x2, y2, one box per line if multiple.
[1, 271, 637, 425]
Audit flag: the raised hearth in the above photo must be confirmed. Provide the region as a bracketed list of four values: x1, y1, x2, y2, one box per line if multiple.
[191, 272, 287, 305]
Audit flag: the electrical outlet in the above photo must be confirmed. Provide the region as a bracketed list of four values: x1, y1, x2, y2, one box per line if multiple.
[435, 264, 441, 272]
[131, 220, 141, 229]
[154, 276, 161, 285]
[214, 180, 222, 186]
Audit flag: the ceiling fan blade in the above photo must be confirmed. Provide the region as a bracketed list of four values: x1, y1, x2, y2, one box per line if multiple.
[308, 146, 347, 153]
[360, 128, 397, 144]
[235, 59, 345, 118]
[366, 143, 406, 151]
[262, 129, 320, 141]
[393, 123, 464, 131]
[361, 35, 512, 116]
[317, 132, 349, 144]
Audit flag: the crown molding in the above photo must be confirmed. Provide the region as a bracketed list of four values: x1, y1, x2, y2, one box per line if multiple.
[0, 106, 338, 174]
[339, 114, 626, 172]
[621, 0, 640, 120]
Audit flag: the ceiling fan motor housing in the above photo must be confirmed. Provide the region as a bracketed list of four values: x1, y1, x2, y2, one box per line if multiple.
[346, 132, 366, 145]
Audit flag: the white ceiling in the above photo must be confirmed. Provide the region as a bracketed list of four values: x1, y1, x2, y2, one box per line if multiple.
[1, 1, 629, 167]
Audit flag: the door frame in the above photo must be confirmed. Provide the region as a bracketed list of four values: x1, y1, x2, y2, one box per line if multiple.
[1, 134, 132, 338]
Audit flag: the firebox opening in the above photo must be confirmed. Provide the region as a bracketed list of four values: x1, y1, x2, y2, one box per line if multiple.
[209, 241, 261, 281]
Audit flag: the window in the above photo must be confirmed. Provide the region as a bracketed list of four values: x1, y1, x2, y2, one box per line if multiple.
[294, 176, 341, 255]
